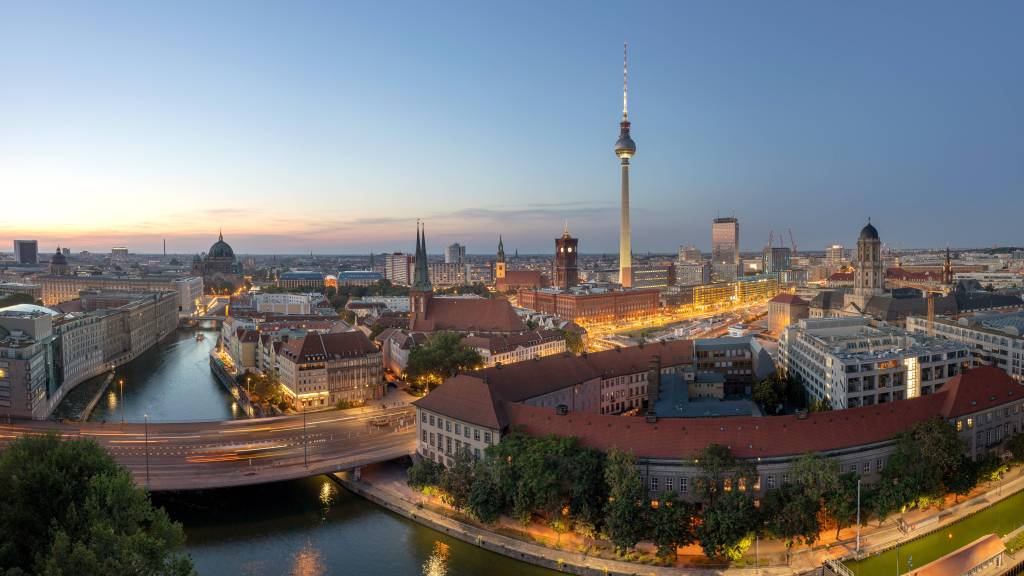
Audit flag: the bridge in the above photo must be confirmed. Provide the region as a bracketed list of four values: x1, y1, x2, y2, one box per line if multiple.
[0, 406, 417, 491]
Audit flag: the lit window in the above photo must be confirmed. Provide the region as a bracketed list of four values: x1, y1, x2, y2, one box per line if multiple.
[967, 418, 974, 429]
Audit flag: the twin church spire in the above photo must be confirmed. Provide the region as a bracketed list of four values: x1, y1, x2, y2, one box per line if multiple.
[412, 221, 432, 291]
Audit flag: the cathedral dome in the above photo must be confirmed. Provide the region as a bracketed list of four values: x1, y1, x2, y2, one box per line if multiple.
[208, 232, 235, 259]
[50, 249, 67, 266]
[859, 221, 879, 241]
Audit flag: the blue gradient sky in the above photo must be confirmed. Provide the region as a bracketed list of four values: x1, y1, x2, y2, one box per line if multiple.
[2, 1, 1022, 255]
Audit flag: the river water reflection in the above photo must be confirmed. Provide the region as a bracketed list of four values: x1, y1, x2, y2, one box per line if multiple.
[88, 325, 243, 423]
[156, 477, 558, 576]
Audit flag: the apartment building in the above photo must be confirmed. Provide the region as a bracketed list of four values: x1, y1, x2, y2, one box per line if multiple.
[907, 309, 1024, 382]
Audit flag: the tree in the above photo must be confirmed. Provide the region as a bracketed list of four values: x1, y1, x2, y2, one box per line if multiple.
[789, 452, 840, 502]
[0, 434, 194, 575]
[693, 444, 756, 506]
[405, 331, 484, 392]
[762, 484, 820, 547]
[466, 463, 504, 524]
[603, 448, 648, 552]
[823, 472, 859, 539]
[697, 491, 756, 560]
[407, 458, 443, 490]
[560, 329, 585, 356]
[880, 417, 964, 510]
[440, 449, 476, 510]
[945, 457, 978, 503]
[1007, 433, 1024, 464]
[649, 492, 696, 559]
[752, 379, 781, 415]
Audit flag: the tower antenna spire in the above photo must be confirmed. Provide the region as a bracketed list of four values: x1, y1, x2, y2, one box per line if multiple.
[622, 41, 629, 121]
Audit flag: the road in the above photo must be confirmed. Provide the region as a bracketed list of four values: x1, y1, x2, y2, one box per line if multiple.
[0, 406, 417, 491]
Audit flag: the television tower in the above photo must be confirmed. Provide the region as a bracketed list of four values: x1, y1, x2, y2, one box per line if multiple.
[614, 42, 636, 289]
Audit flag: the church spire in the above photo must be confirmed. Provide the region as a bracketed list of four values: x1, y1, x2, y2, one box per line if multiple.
[497, 235, 505, 263]
[219, 228, 223, 242]
[412, 221, 431, 291]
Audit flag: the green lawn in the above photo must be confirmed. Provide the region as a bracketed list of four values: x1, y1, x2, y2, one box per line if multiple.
[848, 488, 1024, 575]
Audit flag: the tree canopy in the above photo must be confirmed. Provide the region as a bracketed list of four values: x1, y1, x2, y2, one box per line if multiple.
[0, 434, 194, 576]
[405, 331, 483, 392]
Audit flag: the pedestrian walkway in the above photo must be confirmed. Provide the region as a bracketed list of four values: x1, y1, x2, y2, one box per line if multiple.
[342, 461, 1024, 575]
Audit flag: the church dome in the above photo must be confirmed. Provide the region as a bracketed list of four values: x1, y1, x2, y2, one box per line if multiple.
[208, 232, 235, 259]
[859, 221, 879, 241]
[50, 248, 67, 266]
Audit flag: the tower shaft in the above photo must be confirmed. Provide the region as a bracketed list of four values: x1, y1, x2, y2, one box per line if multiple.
[619, 160, 632, 288]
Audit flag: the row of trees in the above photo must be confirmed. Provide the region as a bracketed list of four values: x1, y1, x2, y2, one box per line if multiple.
[409, 419, 1018, 561]
[751, 372, 808, 415]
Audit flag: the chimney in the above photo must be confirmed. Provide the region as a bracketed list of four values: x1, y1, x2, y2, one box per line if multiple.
[646, 354, 661, 423]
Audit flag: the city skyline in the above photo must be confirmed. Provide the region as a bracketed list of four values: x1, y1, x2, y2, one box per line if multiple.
[4, 2, 1024, 253]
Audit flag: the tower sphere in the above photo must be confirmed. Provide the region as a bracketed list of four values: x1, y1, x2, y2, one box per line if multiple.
[615, 132, 636, 159]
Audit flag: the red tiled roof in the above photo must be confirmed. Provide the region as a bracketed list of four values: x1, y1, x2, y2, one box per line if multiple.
[410, 297, 526, 333]
[501, 366, 1021, 459]
[463, 330, 563, 354]
[471, 339, 694, 403]
[280, 331, 378, 364]
[769, 293, 807, 305]
[413, 375, 506, 429]
[496, 270, 545, 291]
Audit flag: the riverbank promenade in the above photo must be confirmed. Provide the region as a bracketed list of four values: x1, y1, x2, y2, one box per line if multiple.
[340, 462, 1024, 575]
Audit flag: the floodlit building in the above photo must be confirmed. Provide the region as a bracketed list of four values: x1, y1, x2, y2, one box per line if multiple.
[907, 309, 1024, 382]
[277, 331, 385, 409]
[38, 275, 203, 318]
[780, 316, 969, 409]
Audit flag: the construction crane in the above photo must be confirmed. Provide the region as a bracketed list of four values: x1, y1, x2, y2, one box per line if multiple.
[788, 228, 797, 257]
[766, 230, 774, 251]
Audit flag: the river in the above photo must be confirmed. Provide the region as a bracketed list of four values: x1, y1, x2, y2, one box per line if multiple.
[70, 324, 554, 575]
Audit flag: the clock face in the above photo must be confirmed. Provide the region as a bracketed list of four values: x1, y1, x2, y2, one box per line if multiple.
[567, 247, 574, 253]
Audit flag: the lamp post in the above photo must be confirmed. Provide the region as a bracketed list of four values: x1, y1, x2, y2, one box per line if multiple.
[119, 379, 125, 427]
[303, 407, 308, 468]
[856, 478, 862, 554]
[144, 413, 150, 488]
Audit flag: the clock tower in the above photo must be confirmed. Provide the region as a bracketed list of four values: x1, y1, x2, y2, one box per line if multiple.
[554, 222, 579, 290]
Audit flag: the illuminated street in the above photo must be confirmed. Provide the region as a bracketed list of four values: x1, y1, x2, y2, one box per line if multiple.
[1, 407, 416, 491]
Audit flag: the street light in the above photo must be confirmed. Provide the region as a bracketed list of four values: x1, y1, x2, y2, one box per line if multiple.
[856, 478, 862, 554]
[303, 407, 308, 468]
[144, 413, 150, 488]
[119, 379, 125, 427]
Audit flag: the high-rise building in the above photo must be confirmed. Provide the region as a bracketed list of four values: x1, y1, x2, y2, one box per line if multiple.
[13, 240, 38, 265]
[614, 43, 636, 289]
[826, 244, 845, 267]
[763, 246, 792, 277]
[711, 217, 739, 281]
[444, 242, 466, 265]
[554, 223, 579, 290]
[111, 246, 129, 261]
[384, 253, 414, 286]
[677, 245, 702, 263]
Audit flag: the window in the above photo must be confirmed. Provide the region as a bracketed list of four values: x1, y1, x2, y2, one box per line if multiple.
[680, 477, 688, 493]
[782, 474, 789, 485]
[421, 430, 427, 442]
[474, 429, 480, 441]
[957, 419, 963, 431]
[484, 432, 492, 444]
[446, 421, 452, 432]
[650, 476, 659, 492]
[464, 426, 470, 439]
[474, 448, 481, 460]
[967, 417, 974, 429]
[446, 436, 452, 453]
[666, 478, 674, 492]
[862, 461, 870, 474]
[429, 432, 435, 447]
[421, 412, 427, 423]
[455, 423, 461, 435]
[429, 415, 435, 427]
[875, 458, 883, 472]
[767, 475, 776, 489]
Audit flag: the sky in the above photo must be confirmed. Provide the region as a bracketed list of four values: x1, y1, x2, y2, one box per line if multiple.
[2, 1, 1023, 255]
